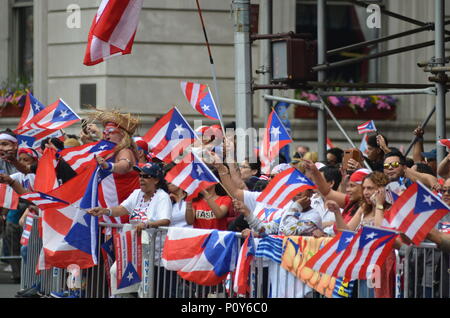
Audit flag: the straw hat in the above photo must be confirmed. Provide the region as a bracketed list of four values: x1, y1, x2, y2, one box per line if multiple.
[89, 109, 139, 135]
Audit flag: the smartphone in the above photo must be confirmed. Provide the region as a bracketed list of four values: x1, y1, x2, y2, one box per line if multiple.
[342, 148, 362, 171]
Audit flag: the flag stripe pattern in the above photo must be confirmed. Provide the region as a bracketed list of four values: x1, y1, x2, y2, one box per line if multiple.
[233, 234, 256, 296]
[16, 93, 46, 130]
[0, 184, 19, 210]
[114, 229, 142, 290]
[256, 167, 317, 209]
[180, 81, 221, 120]
[254, 235, 284, 264]
[357, 120, 377, 135]
[20, 215, 35, 246]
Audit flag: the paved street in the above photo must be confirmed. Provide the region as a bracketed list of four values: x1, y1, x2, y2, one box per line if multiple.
[0, 263, 20, 298]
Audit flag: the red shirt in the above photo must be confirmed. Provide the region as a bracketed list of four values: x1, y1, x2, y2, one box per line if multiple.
[192, 196, 232, 230]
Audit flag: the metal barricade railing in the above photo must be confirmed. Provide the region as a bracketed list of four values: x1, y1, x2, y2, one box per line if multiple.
[17, 218, 450, 298]
[0, 214, 22, 282]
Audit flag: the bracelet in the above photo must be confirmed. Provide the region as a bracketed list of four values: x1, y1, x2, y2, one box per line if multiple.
[105, 208, 112, 217]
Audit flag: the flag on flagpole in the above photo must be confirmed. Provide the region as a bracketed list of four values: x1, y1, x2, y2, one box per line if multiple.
[260, 110, 293, 174]
[357, 120, 377, 135]
[142, 107, 197, 163]
[181, 82, 221, 121]
[332, 226, 398, 280]
[326, 137, 335, 150]
[164, 152, 219, 200]
[256, 167, 317, 209]
[0, 184, 19, 209]
[382, 181, 450, 245]
[233, 233, 257, 296]
[162, 227, 238, 286]
[58, 140, 116, 173]
[114, 229, 142, 290]
[16, 93, 46, 130]
[84, 0, 144, 66]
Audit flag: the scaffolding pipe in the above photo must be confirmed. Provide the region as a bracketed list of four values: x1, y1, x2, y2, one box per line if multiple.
[319, 87, 436, 97]
[404, 105, 436, 157]
[313, 37, 450, 72]
[307, 82, 436, 89]
[327, 23, 438, 57]
[259, 0, 273, 120]
[435, 0, 447, 165]
[317, 0, 327, 162]
[263, 94, 322, 110]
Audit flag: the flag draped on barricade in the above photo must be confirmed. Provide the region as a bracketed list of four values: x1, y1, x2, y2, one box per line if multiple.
[181, 82, 221, 121]
[84, 0, 144, 66]
[114, 229, 142, 290]
[101, 237, 116, 293]
[58, 140, 116, 173]
[382, 182, 449, 245]
[162, 227, 238, 286]
[164, 152, 219, 200]
[233, 233, 257, 296]
[254, 235, 284, 264]
[0, 184, 19, 210]
[142, 107, 197, 163]
[256, 167, 316, 209]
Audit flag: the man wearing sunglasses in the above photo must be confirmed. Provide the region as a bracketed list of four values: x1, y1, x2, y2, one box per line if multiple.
[383, 151, 437, 189]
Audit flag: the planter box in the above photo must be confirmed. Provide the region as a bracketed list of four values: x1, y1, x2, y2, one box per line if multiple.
[0, 104, 23, 117]
[294, 104, 396, 120]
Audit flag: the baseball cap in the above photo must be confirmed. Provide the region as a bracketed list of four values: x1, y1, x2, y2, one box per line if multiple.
[133, 163, 164, 179]
[349, 168, 371, 184]
[421, 148, 437, 160]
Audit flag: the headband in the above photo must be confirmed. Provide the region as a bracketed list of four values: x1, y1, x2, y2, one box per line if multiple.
[0, 134, 18, 143]
[18, 148, 39, 160]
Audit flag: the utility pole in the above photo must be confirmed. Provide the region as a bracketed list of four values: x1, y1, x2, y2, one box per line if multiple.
[259, 0, 273, 120]
[317, 0, 327, 161]
[233, 0, 254, 163]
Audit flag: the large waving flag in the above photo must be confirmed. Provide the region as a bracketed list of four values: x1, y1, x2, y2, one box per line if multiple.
[260, 110, 293, 174]
[142, 107, 197, 163]
[16, 93, 46, 129]
[31, 164, 99, 269]
[180, 82, 221, 121]
[164, 152, 219, 200]
[256, 167, 317, 209]
[233, 233, 257, 296]
[332, 226, 398, 280]
[58, 140, 116, 173]
[114, 229, 142, 290]
[162, 227, 238, 286]
[34, 148, 58, 193]
[357, 120, 377, 135]
[304, 230, 356, 276]
[15, 126, 63, 151]
[0, 184, 19, 210]
[84, 0, 144, 66]
[382, 182, 450, 245]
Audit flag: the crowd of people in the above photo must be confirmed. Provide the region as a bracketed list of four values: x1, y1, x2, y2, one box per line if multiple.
[1, 110, 450, 298]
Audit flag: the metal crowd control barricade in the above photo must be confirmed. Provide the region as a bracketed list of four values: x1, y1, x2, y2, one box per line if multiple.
[403, 242, 450, 298]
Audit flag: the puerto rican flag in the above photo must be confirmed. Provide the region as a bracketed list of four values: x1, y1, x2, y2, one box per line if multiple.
[357, 120, 377, 135]
[142, 107, 197, 163]
[326, 137, 335, 150]
[16, 99, 80, 133]
[58, 140, 116, 173]
[438, 222, 450, 233]
[20, 214, 35, 246]
[164, 152, 219, 200]
[233, 233, 257, 296]
[255, 207, 284, 224]
[84, 0, 144, 66]
[382, 182, 450, 245]
[260, 110, 293, 174]
[162, 227, 238, 286]
[20, 192, 70, 210]
[332, 226, 398, 280]
[16, 93, 46, 130]
[359, 133, 369, 155]
[101, 237, 116, 293]
[305, 230, 356, 277]
[114, 229, 142, 290]
[256, 167, 317, 209]
[0, 184, 19, 210]
[34, 148, 59, 193]
[180, 81, 221, 121]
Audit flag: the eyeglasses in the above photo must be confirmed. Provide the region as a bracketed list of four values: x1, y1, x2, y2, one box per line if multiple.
[440, 188, 450, 194]
[139, 174, 154, 179]
[239, 165, 251, 169]
[383, 161, 401, 169]
[103, 127, 121, 135]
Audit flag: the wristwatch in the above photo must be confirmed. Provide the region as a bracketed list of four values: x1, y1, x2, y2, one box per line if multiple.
[376, 204, 384, 210]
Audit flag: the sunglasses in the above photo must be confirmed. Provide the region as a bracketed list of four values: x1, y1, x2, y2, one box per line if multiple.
[440, 188, 450, 194]
[383, 161, 401, 169]
[103, 127, 121, 135]
[139, 174, 154, 179]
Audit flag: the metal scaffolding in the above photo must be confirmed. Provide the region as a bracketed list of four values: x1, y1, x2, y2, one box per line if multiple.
[246, 0, 448, 166]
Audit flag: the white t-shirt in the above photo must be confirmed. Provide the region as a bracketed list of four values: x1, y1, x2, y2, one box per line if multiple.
[10, 172, 35, 192]
[170, 200, 192, 228]
[311, 193, 336, 236]
[121, 188, 172, 224]
[278, 202, 322, 236]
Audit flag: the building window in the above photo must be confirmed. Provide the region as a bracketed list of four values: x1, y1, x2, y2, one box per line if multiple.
[296, 1, 375, 83]
[11, 0, 34, 83]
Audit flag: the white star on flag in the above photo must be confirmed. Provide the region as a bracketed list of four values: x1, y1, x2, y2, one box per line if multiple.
[33, 102, 41, 111]
[19, 140, 30, 148]
[174, 124, 185, 135]
[345, 237, 353, 243]
[297, 176, 307, 182]
[423, 194, 434, 206]
[365, 232, 377, 240]
[270, 126, 281, 138]
[59, 110, 69, 118]
[201, 104, 210, 112]
[213, 234, 228, 249]
[196, 165, 204, 175]
[99, 145, 108, 150]
[127, 272, 134, 281]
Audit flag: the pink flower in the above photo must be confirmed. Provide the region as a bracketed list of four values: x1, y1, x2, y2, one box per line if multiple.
[308, 93, 319, 101]
[328, 96, 340, 106]
[377, 100, 391, 110]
